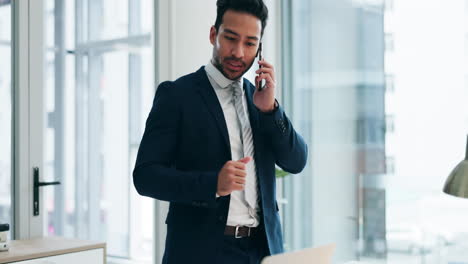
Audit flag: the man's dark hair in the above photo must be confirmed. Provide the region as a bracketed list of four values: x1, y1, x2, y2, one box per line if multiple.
[214, 0, 269, 36]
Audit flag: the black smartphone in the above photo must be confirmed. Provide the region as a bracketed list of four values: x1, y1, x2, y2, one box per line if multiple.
[256, 42, 266, 91]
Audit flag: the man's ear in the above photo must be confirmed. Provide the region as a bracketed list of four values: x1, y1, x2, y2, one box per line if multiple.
[209, 26, 217, 45]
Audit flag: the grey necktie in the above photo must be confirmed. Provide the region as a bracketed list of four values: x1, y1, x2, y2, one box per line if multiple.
[231, 81, 258, 209]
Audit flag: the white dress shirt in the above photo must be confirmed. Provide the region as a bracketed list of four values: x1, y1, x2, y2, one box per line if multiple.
[205, 62, 260, 227]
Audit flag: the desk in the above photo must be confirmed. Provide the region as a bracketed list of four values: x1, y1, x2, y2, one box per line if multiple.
[0, 237, 105, 264]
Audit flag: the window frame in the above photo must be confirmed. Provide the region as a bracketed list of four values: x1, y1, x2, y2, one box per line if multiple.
[11, 2, 156, 263]
[13, 0, 45, 239]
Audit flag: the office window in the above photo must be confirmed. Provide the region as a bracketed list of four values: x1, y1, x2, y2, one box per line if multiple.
[385, 156, 395, 175]
[384, 1, 468, 262]
[43, 0, 154, 262]
[281, 1, 382, 260]
[385, 0, 394, 12]
[466, 0, 468, 16]
[0, 0, 12, 233]
[385, 114, 395, 133]
[385, 74, 395, 93]
[465, 34, 468, 64]
[282, 0, 468, 263]
[385, 33, 394, 53]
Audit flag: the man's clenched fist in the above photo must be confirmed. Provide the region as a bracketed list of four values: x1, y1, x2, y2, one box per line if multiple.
[217, 157, 251, 196]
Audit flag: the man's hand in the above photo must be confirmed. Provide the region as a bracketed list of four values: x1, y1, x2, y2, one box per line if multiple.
[217, 157, 251, 196]
[254, 59, 276, 112]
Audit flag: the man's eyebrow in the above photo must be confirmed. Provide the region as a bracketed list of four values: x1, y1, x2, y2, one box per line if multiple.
[224, 28, 259, 41]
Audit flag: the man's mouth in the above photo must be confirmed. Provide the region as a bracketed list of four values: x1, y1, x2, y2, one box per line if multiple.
[225, 61, 244, 71]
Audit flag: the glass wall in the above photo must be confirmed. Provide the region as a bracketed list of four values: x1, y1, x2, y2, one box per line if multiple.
[43, 0, 154, 262]
[0, 0, 12, 234]
[281, 0, 385, 261]
[383, 0, 468, 263]
[282, 0, 468, 263]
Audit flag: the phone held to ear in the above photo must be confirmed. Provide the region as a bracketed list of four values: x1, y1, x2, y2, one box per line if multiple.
[256, 43, 266, 91]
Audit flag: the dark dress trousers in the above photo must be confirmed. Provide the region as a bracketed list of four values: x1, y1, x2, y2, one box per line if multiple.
[133, 66, 308, 263]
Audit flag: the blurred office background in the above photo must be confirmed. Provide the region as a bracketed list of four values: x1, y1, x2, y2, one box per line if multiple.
[1, 0, 468, 263]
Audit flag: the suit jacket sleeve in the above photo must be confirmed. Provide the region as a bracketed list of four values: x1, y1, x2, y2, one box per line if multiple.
[132, 81, 218, 208]
[258, 103, 308, 174]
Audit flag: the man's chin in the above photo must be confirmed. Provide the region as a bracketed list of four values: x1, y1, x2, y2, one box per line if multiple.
[223, 68, 245, 80]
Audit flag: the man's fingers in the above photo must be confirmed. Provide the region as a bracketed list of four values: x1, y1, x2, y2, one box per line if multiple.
[232, 182, 245, 191]
[257, 72, 274, 84]
[232, 162, 245, 170]
[233, 175, 246, 184]
[255, 67, 275, 81]
[238, 156, 251, 164]
[233, 168, 247, 177]
[228, 157, 251, 170]
[258, 59, 274, 70]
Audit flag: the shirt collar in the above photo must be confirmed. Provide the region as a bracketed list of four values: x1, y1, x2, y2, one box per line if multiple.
[205, 61, 243, 90]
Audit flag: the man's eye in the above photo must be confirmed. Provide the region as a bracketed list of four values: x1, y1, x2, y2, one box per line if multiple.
[247, 43, 256, 47]
[225, 36, 235, 41]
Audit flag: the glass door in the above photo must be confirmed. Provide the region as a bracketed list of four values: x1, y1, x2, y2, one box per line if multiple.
[43, 0, 154, 262]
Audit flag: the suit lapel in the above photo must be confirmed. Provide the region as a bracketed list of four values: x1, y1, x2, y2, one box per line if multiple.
[193, 69, 261, 160]
[195, 67, 231, 151]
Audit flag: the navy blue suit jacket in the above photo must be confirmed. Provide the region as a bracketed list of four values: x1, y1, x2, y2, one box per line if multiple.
[133, 67, 307, 263]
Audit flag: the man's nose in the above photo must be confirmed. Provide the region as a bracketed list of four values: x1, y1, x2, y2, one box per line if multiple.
[231, 43, 244, 58]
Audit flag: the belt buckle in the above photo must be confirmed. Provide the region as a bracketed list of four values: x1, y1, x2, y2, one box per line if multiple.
[235, 226, 242, 239]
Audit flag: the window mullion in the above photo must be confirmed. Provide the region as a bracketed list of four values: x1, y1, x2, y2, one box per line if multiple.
[13, 0, 45, 239]
[13, 0, 31, 240]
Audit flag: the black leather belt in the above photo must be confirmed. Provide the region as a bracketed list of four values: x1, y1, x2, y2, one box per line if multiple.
[224, 226, 257, 238]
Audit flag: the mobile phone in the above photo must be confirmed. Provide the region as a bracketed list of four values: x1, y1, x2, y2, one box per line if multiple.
[256, 43, 266, 91]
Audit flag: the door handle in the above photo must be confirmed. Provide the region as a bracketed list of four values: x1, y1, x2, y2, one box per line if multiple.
[33, 167, 61, 216]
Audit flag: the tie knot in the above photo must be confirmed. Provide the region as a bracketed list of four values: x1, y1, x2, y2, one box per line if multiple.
[231, 81, 242, 98]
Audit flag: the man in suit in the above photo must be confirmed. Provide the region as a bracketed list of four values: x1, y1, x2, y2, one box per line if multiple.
[133, 0, 307, 263]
